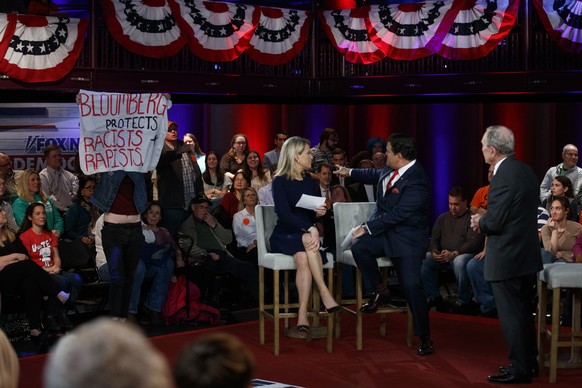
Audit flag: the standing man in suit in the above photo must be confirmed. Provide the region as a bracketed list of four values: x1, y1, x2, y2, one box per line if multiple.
[335, 133, 432, 355]
[471, 125, 542, 384]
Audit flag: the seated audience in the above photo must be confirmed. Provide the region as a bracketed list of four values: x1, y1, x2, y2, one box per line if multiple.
[0, 329, 19, 388]
[0, 153, 22, 201]
[0, 173, 17, 231]
[263, 130, 288, 169]
[257, 163, 278, 205]
[421, 186, 484, 314]
[63, 175, 100, 246]
[174, 332, 255, 388]
[242, 150, 271, 191]
[541, 175, 579, 221]
[372, 152, 386, 170]
[44, 318, 172, 388]
[130, 202, 184, 324]
[39, 145, 78, 213]
[331, 148, 351, 186]
[540, 195, 582, 263]
[539, 143, 581, 204]
[367, 136, 386, 157]
[202, 151, 231, 210]
[1, 204, 70, 340]
[18, 203, 82, 330]
[232, 188, 259, 264]
[183, 133, 206, 173]
[13, 169, 64, 238]
[220, 134, 249, 175]
[470, 166, 493, 214]
[217, 170, 249, 228]
[316, 163, 333, 209]
[348, 159, 376, 202]
[178, 195, 259, 303]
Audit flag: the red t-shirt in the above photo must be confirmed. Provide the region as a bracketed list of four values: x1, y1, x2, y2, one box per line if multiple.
[19, 228, 58, 267]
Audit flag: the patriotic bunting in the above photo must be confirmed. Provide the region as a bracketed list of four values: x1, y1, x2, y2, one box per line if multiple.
[367, 1, 461, 60]
[0, 14, 88, 83]
[437, 0, 520, 60]
[533, 0, 582, 54]
[319, 7, 385, 64]
[245, 7, 311, 65]
[100, 0, 186, 58]
[169, 0, 258, 62]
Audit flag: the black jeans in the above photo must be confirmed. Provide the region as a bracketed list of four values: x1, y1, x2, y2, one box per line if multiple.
[102, 222, 144, 318]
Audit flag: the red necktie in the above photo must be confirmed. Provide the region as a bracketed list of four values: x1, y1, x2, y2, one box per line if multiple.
[386, 169, 399, 190]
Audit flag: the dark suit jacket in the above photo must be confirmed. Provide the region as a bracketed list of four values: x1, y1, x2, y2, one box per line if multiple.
[351, 162, 430, 257]
[478, 155, 543, 282]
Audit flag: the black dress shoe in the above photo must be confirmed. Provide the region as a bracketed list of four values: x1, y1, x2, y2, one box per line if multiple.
[417, 336, 433, 355]
[499, 365, 538, 378]
[360, 291, 391, 313]
[487, 372, 532, 384]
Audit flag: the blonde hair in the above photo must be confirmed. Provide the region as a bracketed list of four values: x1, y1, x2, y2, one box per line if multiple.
[275, 136, 311, 179]
[0, 214, 16, 247]
[16, 170, 47, 204]
[0, 329, 19, 388]
[44, 318, 172, 388]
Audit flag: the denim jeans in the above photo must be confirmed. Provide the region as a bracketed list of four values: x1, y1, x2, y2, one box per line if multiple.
[466, 258, 496, 314]
[129, 259, 175, 314]
[420, 252, 473, 304]
[51, 271, 83, 302]
[101, 222, 144, 318]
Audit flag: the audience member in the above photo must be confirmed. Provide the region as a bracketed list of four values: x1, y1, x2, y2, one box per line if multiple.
[540, 195, 582, 263]
[335, 133, 434, 355]
[367, 136, 386, 157]
[221, 134, 250, 174]
[270, 136, 343, 335]
[44, 318, 173, 388]
[310, 128, 339, 175]
[130, 201, 184, 324]
[541, 176, 579, 221]
[0, 173, 18, 230]
[372, 152, 387, 170]
[178, 195, 259, 303]
[242, 150, 271, 191]
[91, 171, 149, 321]
[1, 204, 70, 340]
[332, 148, 351, 186]
[257, 164, 277, 205]
[183, 133, 206, 173]
[470, 166, 493, 214]
[13, 169, 64, 238]
[217, 170, 248, 228]
[573, 231, 582, 263]
[263, 130, 288, 168]
[421, 186, 484, 314]
[0, 153, 22, 201]
[18, 203, 80, 331]
[470, 125, 542, 384]
[202, 151, 231, 208]
[174, 332, 255, 388]
[0, 329, 19, 388]
[347, 159, 376, 202]
[156, 121, 204, 236]
[232, 187, 259, 263]
[39, 144, 78, 213]
[63, 175, 100, 245]
[316, 163, 333, 209]
[540, 143, 581, 203]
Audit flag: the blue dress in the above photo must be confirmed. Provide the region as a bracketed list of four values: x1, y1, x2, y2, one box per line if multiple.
[269, 175, 319, 255]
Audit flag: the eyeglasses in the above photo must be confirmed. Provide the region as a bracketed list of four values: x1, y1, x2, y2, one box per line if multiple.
[235, 141, 247, 145]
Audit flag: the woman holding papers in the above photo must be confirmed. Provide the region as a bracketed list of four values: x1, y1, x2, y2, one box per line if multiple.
[269, 136, 343, 335]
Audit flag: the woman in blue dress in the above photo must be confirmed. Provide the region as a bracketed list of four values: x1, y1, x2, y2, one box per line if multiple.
[270, 136, 342, 334]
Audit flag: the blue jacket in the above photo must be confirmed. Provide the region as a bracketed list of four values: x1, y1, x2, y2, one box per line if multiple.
[92, 171, 148, 214]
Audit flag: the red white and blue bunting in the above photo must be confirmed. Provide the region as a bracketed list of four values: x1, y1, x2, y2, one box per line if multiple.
[366, 1, 461, 61]
[0, 14, 88, 83]
[245, 7, 311, 65]
[100, 0, 186, 58]
[533, 0, 582, 54]
[169, 0, 258, 62]
[437, 0, 520, 60]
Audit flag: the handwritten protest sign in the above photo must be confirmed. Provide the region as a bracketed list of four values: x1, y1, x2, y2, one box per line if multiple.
[78, 89, 170, 175]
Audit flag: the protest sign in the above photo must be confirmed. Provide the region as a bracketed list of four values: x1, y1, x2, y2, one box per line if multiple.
[78, 90, 170, 174]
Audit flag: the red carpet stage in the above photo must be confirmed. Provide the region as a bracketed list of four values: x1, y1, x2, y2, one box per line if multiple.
[18, 312, 581, 387]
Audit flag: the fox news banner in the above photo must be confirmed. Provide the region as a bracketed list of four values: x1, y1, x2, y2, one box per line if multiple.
[77, 90, 171, 175]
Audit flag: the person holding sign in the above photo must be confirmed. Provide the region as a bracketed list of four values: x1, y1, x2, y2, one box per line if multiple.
[269, 136, 344, 335]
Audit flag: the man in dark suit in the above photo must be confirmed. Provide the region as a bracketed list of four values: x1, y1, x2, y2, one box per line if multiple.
[471, 125, 543, 384]
[335, 133, 432, 355]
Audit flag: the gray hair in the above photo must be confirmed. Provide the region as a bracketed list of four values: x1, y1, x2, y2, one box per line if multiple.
[484, 125, 515, 156]
[44, 318, 172, 388]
